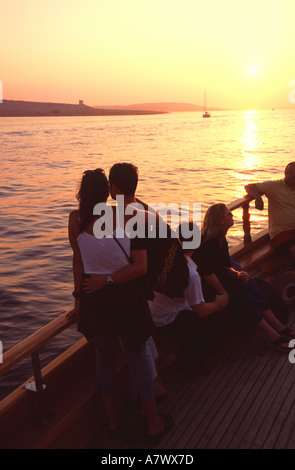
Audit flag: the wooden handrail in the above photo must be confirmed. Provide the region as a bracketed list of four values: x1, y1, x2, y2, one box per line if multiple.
[227, 194, 254, 211]
[227, 195, 255, 244]
[0, 310, 75, 376]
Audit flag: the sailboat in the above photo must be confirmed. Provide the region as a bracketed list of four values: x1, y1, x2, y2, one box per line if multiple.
[202, 90, 211, 118]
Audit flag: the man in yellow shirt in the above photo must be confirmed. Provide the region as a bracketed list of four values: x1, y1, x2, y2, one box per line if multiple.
[245, 162, 295, 260]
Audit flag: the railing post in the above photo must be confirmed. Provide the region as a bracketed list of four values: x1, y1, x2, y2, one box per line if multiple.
[242, 203, 252, 244]
[24, 350, 49, 427]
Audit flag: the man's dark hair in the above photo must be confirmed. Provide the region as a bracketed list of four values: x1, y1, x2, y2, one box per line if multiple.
[285, 162, 295, 173]
[109, 162, 138, 196]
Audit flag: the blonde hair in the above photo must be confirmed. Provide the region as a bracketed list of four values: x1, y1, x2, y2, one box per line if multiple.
[202, 203, 228, 240]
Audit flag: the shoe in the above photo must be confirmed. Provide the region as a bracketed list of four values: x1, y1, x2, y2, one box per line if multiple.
[156, 393, 168, 403]
[266, 336, 292, 353]
[127, 413, 148, 442]
[148, 413, 174, 446]
[108, 426, 120, 438]
[107, 418, 122, 438]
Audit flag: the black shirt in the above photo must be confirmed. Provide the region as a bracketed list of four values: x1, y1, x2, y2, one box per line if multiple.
[192, 236, 231, 280]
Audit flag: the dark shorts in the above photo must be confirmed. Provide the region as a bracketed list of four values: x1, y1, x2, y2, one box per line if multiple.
[78, 278, 153, 352]
[271, 229, 295, 253]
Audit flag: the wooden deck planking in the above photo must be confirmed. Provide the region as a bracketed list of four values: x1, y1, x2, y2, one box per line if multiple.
[284, 398, 295, 449]
[270, 369, 295, 449]
[197, 338, 273, 449]
[261, 314, 295, 449]
[217, 347, 292, 449]
[187, 313, 294, 450]
[241, 349, 295, 449]
[88, 311, 295, 450]
[161, 342, 254, 447]
[180, 331, 266, 449]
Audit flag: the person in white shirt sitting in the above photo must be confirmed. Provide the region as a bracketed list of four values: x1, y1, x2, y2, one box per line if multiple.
[148, 221, 228, 374]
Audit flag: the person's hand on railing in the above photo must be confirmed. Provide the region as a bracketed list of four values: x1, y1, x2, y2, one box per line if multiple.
[254, 196, 264, 211]
[244, 184, 264, 211]
[66, 302, 79, 321]
[237, 270, 249, 284]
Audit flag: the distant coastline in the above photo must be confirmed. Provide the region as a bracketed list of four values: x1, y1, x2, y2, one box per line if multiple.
[0, 99, 224, 117]
[93, 102, 207, 112]
[0, 99, 167, 117]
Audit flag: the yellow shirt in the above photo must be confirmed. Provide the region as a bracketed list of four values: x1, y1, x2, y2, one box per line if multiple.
[256, 179, 295, 239]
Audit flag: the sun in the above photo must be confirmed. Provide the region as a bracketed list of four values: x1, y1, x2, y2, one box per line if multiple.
[248, 65, 257, 75]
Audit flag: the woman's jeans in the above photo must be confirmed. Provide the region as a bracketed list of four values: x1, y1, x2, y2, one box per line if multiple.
[94, 334, 155, 401]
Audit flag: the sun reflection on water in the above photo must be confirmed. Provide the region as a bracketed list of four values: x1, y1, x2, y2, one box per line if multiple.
[228, 111, 271, 243]
[238, 110, 264, 171]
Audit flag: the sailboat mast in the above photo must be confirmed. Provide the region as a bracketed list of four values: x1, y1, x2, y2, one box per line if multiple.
[202, 89, 211, 118]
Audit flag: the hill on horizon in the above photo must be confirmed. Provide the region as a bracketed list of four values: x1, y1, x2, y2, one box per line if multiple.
[0, 99, 165, 117]
[0, 99, 226, 117]
[94, 102, 206, 112]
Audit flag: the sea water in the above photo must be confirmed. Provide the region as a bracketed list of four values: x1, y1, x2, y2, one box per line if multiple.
[1, 109, 294, 398]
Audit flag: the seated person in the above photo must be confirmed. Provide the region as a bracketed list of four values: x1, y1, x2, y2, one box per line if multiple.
[192, 203, 295, 353]
[148, 222, 228, 373]
[245, 162, 295, 260]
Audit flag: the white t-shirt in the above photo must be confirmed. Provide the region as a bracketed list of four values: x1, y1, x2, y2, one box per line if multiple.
[149, 257, 204, 327]
[77, 227, 130, 274]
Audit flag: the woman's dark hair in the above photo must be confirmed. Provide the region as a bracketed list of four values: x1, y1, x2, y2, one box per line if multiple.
[76, 169, 109, 232]
[285, 162, 295, 173]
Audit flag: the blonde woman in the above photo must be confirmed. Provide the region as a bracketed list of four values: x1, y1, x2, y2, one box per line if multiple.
[193, 203, 295, 353]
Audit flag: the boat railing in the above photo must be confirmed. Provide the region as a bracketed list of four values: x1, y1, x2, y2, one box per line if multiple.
[227, 194, 255, 244]
[0, 311, 75, 378]
[0, 310, 75, 425]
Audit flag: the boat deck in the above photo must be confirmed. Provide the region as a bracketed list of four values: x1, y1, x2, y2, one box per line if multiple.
[87, 309, 295, 450]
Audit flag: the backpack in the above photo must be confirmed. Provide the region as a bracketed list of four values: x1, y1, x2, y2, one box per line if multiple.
[146, 226, 189, 298]
[135, 199, 190, 298]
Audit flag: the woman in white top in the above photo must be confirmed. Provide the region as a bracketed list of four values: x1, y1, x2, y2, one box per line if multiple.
[68, 169, 172, 442]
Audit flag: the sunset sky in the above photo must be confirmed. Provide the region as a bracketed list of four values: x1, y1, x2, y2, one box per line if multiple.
[1, 0, 295, 109]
